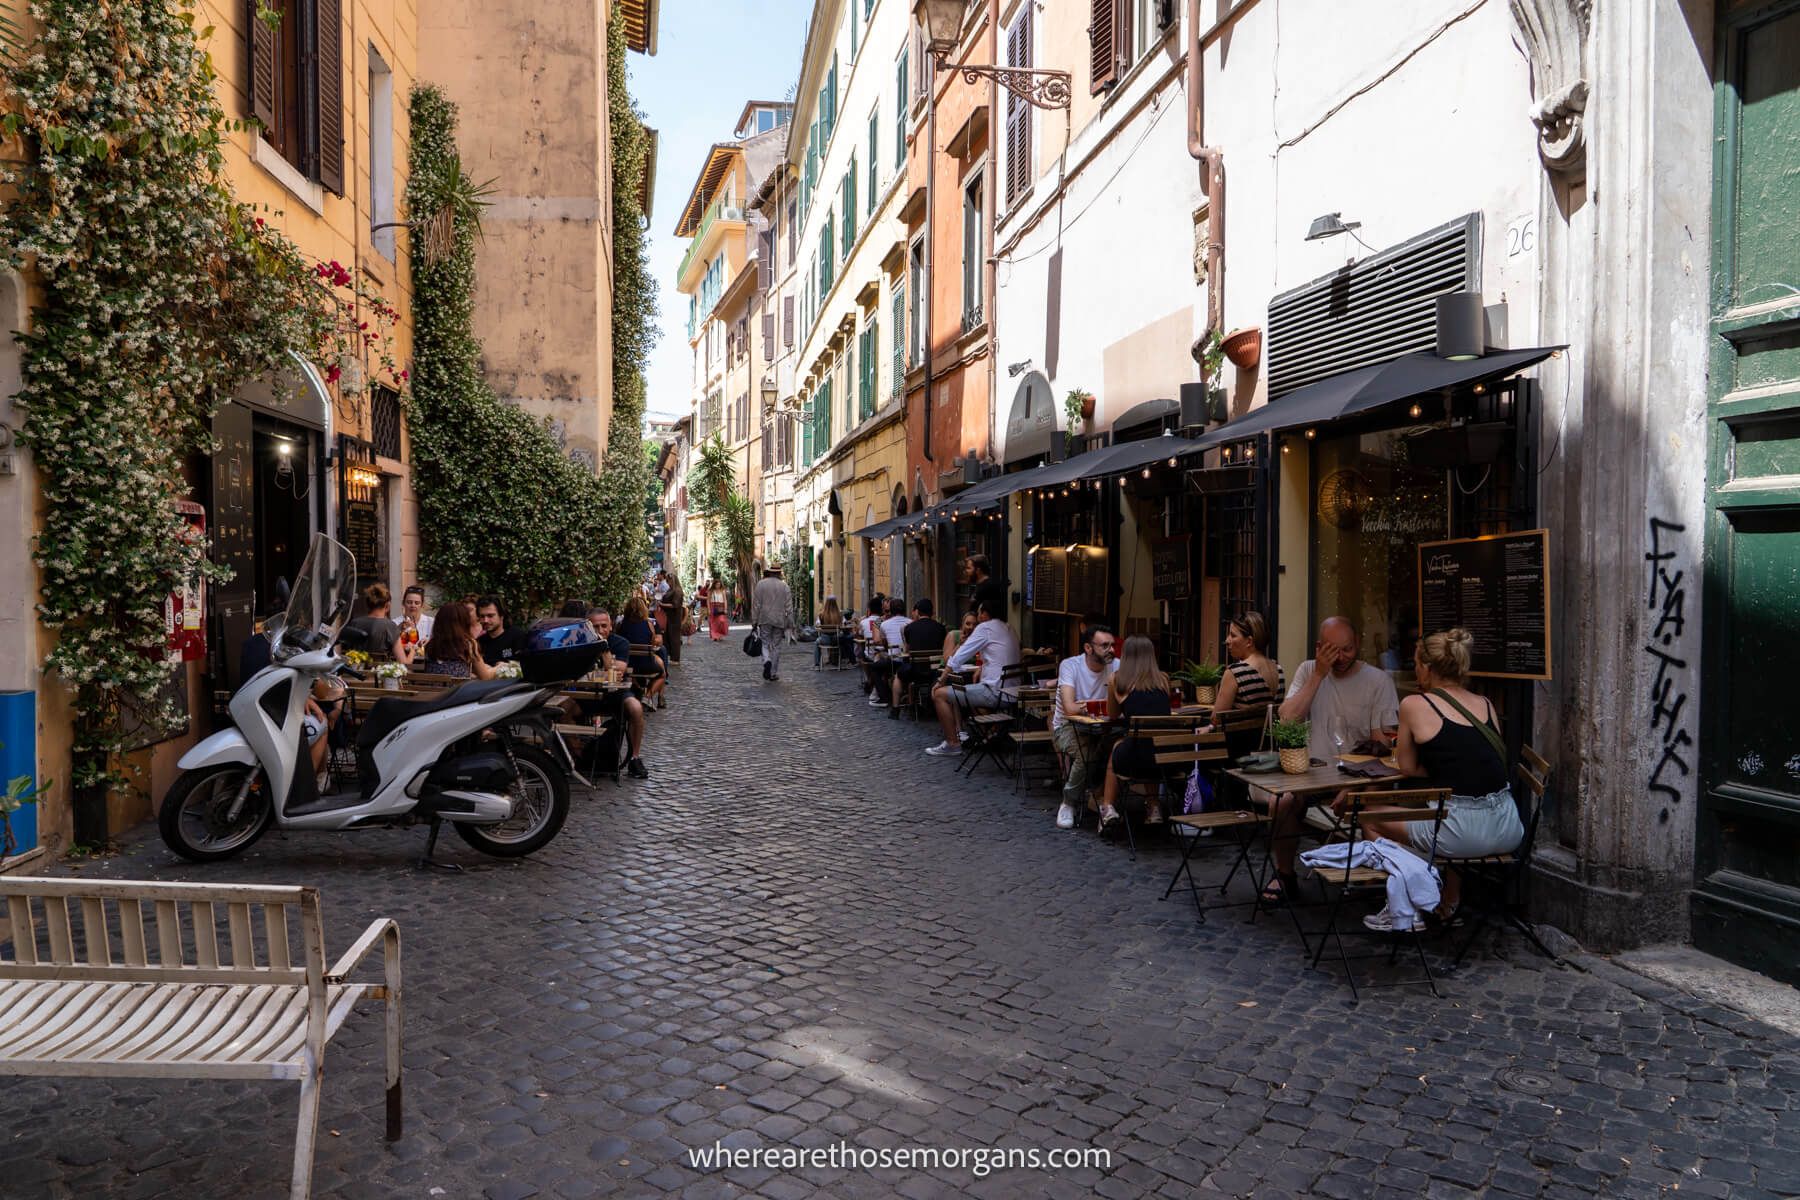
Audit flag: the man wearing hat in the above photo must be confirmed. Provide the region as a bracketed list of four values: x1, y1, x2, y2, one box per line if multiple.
[750, 563, 796, 681]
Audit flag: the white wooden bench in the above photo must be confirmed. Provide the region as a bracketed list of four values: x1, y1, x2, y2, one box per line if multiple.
[0, 877, 401, 1199]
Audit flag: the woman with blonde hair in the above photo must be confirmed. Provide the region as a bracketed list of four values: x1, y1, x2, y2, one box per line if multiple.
[1358, 627, 1522, 927]
[815, 595, 844, 668]
[1212, 611, 1283, 712]
[1096, 636, 1173, 831]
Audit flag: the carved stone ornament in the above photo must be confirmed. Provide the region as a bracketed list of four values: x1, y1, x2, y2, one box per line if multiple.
[1511, 0, 1592, 176]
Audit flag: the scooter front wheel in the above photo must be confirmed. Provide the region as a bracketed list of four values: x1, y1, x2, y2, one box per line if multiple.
[159, 764, 273, 862]
[453, 744, 570, 858]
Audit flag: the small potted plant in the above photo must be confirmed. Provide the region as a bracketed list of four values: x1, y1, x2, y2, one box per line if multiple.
[1272, 718, 1312, 774]
[342, 649, 372, 672]
[1065, 387, 1095, 426]
[373, 661, 408, 691]
[1172, 660, 1225, 706]
[493, 660, 523, 679]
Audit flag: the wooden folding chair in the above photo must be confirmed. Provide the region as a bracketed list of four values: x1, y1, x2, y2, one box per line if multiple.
[1447, 745, 1561, 966]
[1007, 686, 1058, 795]
[953, 664, 1031, 777]
[1306, 788, 1450, 1001]
[1108, 718, 1215, 858]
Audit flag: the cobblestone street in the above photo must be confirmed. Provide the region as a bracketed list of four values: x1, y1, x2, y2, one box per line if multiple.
[4, 639, 1798, 1199]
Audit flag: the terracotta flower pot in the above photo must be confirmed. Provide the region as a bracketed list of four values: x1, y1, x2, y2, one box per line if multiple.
[1079, 395, 1096, 420]
[1279, 747, 1310, 774]
[1222, 327, 1263, 370]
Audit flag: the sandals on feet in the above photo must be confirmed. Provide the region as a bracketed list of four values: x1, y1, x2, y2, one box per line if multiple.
[1259, 871, 1300, 909]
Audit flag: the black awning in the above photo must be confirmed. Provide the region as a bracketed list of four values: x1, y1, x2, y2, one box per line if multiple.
[1195, 346, 1564, 447]
[849, 513, 904, 539]
[1066, 432, 1210, 481]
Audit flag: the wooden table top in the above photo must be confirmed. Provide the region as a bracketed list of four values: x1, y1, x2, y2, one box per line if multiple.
[1226, 761, 1404, 800]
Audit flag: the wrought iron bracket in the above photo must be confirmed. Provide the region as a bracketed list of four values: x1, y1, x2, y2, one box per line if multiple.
[956, 63, 1073, 110]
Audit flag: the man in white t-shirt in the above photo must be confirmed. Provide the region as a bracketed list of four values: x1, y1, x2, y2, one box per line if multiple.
[869, 597, 913, 707]
[925, 596, 1021, 756]
[1050, 624, 1118, 828]
[1264, 616, 1401, 903]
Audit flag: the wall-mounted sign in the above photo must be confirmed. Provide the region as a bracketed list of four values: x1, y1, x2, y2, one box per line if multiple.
[1152, 536, 1190, 601]
[1417, 528, 1551, 680]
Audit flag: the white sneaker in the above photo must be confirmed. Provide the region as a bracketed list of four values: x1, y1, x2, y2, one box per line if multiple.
[1056, 803, 1076, 829]
[1363, 906, 1404, 933]
[868, 695, 887, 706]
[924, 741, 961, 757]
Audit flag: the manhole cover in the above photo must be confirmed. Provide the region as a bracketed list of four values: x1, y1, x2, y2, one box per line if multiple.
[1494, 1066, 1558, 1096]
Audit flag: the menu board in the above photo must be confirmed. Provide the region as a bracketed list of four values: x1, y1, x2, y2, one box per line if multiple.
[1152, 536, 1190, 600]
[1066, 545, 1109, 617]
[1417, 529, 1551, 680]
[343, 499, 381, 582]
[1029, 547, 1068, 614]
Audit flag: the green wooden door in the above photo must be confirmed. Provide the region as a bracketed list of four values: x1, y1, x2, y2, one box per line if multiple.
[1695, 1, 1800, 982]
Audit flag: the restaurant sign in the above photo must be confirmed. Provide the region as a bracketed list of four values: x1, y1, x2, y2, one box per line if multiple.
[1152, 536, 1190, 600]
[1417, 529, 1551, 680]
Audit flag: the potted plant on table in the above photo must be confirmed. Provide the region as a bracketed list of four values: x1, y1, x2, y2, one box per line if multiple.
[493, 660, 523, 679]
[1272, 718, 1312, 774]
[373, 661, 408, 691]
[1172, 660, 1225, 706]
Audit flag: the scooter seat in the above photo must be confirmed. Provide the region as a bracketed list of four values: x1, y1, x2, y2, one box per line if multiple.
[356, 680, 535, 750]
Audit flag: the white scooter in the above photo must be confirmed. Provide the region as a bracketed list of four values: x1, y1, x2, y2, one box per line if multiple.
[160, 534, 578, 868]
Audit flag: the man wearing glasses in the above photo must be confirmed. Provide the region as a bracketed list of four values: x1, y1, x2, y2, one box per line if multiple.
[1052, 623, 1119, 829]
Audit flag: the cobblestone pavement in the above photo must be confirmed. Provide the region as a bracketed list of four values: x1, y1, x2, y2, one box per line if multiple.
[4, 637, 1799, 1199]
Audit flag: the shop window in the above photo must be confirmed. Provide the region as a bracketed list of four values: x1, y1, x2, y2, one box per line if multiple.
[1308, 430, 1448, 675]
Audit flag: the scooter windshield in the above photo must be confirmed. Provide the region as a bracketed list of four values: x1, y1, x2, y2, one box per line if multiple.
[272, 534, 357, 659]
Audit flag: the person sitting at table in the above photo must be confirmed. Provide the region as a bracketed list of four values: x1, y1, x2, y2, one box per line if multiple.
[1261, 616, 1399, 907]
[1213, 610, 1285, 712]
[1050, 623, 1118, 830]
[944, 608, 977, 661]
[419, 602, 497, 681]
[619, 594, 668, 709]
[856, 597, 886, 703]
[395, 585, 434, 656]
[868, 596, 912, 707]
[926, 595, 1020, 757]
[1354, 627, 1520, 927]
[476, 596, 530, 667]
[1096, 635, 1174, 831]
[342, 583, 413, 664]
[814, 595, 845, 668]
[587, 608, 650, 779]
[888, 598, 947, 718]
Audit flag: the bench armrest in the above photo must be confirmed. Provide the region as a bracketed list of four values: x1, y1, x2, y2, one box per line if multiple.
[328, 918, 401, 986]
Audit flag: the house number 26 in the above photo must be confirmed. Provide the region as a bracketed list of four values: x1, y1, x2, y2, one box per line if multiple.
[1506, 216, 1538, 257]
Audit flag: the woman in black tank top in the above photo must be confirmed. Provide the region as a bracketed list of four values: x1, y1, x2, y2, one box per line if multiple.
[1357, 629, 1524, 917]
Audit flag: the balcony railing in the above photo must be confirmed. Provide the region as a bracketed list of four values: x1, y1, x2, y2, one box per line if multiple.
[961, 302, 985, 336]
[678, 193, 744, 283]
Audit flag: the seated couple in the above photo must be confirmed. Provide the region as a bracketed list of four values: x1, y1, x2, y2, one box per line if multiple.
[1049, 629, 1180, 832]
[1263, 618, 1524, 928]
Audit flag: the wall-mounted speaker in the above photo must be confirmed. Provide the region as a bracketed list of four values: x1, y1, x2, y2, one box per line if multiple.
[1179, 381, 1207, 430]
[1435, 292, 1484, 361]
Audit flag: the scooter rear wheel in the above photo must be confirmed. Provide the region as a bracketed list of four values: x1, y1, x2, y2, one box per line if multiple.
[453, 744, 570, 858]
[159, 764, 273, 862]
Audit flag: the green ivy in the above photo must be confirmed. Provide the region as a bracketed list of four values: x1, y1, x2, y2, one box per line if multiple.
[405, 7, 658, 617]
[0, 0, 378, 791]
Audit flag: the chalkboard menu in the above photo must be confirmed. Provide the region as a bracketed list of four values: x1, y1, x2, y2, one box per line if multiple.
[1152, 536, 1190, 601]
[1066, 545, 1109, 617]
[1030, 547, 1068, 614]
[344, 499, 381, 583]
[1417, 529, 1551, 680]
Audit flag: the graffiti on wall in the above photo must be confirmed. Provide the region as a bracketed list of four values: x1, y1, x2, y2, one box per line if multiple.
[1645, 517, 1692, 822]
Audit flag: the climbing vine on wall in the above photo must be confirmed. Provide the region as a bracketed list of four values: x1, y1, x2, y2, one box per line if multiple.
[589, 5, 659, 608]
[0, 0, 391, 792]
[405, 84, 618, 618]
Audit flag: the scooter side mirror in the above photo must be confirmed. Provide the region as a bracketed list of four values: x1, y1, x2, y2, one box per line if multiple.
[336, 623, 372, 650]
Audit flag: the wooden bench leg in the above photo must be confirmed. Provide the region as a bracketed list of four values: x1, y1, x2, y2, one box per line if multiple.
[385, 927, 405, 1141]
[292, 1057, 323, 1200]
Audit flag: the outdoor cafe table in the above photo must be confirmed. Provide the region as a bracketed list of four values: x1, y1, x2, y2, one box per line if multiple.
[1059, 707, 1214, 819]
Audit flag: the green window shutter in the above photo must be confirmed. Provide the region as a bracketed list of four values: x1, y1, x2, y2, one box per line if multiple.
[891, 282, 905, 395]
[828, 56, 838, 137]
[851, 0, 858, 57]
[802, 399, 814, 463]
[868, 113, 878, 214]
[843, 167, 857, 256]
[895, 48, 908, 169]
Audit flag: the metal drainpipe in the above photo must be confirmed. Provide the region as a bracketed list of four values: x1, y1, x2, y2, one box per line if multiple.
[1186, 0, 1261, 335]
[923, 60, 937, 469]
[983, 8, 998, 469]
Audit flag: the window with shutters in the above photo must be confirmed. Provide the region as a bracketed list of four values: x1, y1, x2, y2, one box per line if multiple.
[368, 46, 395, 257]
[858, 323, 874, 420]
[850, 0, 859, 58]
[842, 166, 857, 256]
[1005, 6, 1032, 208]
[761, 311, 776, 363]
[908, 237, 925, 367]
[783, 294, 795, 348]
[895, 47, 909, 168]
[868, 113, 879, 215]
[786, 201, 797, 267]
[820, 220, 834, 294]
[891, 280, 906, 396]
[251, 0, 345, 193]
[961, 173, 984, 332]
[1088, 0, 1132, 95]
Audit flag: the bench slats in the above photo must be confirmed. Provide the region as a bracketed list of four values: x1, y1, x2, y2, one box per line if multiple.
[44, 897, 73, 964]
[192, 902, 218, 969]
[7, 895, 35, 965]
[119, 901, 148, 967]
[154, 900, 182, 967]
[226, 903, 254, 970]
[80, 897, 110, 966]
[265, 905, 290, 972]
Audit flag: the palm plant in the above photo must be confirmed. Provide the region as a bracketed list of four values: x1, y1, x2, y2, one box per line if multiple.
[685, 434, 756, 601]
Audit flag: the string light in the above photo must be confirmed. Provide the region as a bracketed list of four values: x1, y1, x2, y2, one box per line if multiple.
[1304, 428, 1316, 440]
[1472, 383, 1487, 395]
[1408, 403, 1423, 419]
[1281, 441, 1290, 454]
[1140, 468, 1151, 479]
[1166, 457, 1176, 468]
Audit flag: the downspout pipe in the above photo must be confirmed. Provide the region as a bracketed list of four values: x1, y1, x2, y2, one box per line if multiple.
[1187, 0, 1261, 336]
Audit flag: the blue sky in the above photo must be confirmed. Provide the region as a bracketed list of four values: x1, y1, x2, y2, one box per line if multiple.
[634, 1, 815, 424]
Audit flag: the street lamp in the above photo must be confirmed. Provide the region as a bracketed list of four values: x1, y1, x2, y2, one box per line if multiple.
[914, 0, 1072, 110]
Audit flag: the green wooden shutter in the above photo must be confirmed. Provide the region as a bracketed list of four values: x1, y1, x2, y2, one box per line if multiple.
[891, 281, 905, 396]
[868, 113, 878, 215]
[843, 167, 857, 256]
[895, 48, 908, 169]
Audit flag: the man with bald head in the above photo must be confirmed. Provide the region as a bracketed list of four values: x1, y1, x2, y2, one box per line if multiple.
[1262, 616, 1400, 905]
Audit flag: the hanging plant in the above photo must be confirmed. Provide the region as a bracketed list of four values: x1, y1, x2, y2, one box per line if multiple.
[0, 0, 398, 796]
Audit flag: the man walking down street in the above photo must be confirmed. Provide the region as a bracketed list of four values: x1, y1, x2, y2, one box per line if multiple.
[751, 565, 796, 682]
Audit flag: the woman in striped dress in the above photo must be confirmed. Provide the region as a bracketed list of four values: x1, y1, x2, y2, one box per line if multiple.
[1213, 611, 1285, 712]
